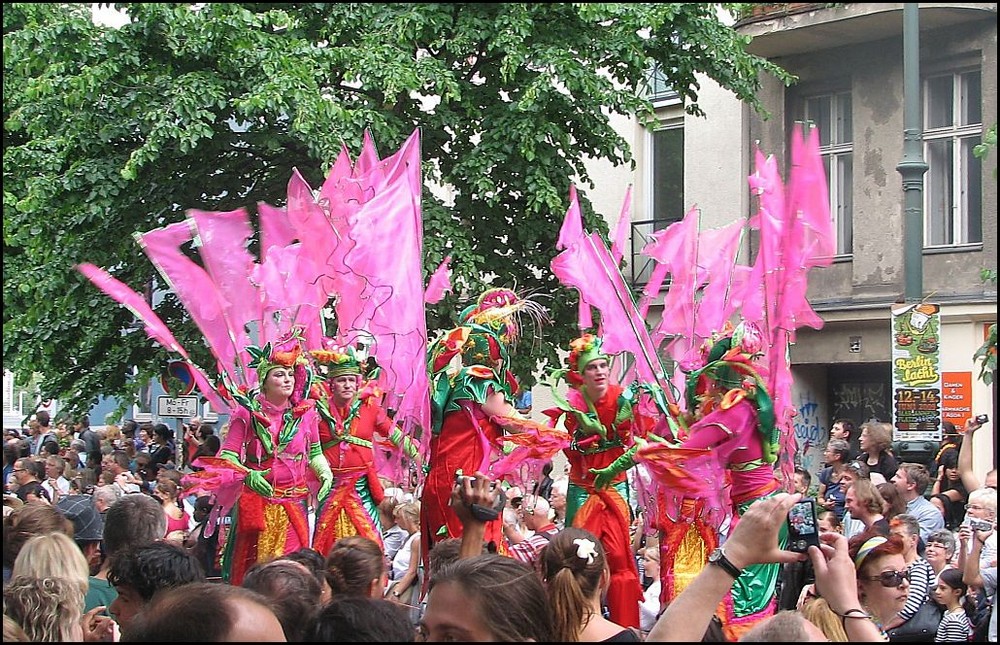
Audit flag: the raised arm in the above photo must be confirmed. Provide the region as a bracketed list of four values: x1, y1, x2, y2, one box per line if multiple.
[957, 416, 985, 492]
[646, 493, 803, 641]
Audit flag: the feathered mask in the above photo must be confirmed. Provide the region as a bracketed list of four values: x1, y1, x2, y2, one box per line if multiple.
[458, 288, 548, 349]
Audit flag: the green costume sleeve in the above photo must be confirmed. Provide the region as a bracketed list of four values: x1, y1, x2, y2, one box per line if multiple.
[309, 443, 333, 502]
[589, 443, 641, 490]
[389, 427, 420, 461]
[221, 449, 275, 497]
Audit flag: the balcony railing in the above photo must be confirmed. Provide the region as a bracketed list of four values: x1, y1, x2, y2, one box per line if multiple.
[630, 217, 680, 286]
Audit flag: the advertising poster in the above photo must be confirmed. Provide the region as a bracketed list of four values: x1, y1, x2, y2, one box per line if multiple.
[890, 302, 942, 441]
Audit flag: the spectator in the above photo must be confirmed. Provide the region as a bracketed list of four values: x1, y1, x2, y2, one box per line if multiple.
[121, 582, 286, 641]
[848, 530, 910, 631]
[11, 456, 47, 504]
[877, 481, 907, 523]
[892, 462, 944, 541]
[829, 417, 860, 459]
[325, 535, 387, 598]
[534, 460, 554, 500]
[386, 500, 422, 616]
[188, 434, 220, 472]
[883, 514, 935, 632]
[55, 492, 105, 575]
[108, 541, 206, 637]
[924, 528, 958, 586]
[29, 410, 59, 456]
[844, 477, 888, 535]
[12, 532, 89, 590]
[963, 487, 997, 570]
[738, 609, 830, 641]
[959, 522, 997, 642]
[76, 417, 102, 469]
[280, 547, 332, 604]
[184, 495, 222, 579]
[550, 476, 568, 530]
[86, 492, 167, 613]
[798, 596, 848, 641]
[147, 423, 175, 475]
[92, 484, 117, 514]
[156, 478, 190, 543]
[540, 526, 642, 641]
[420, 554, 553, 642]
[793, 466, 813, 497]
[933, 567, 974, 641]
[930, 448, 968, 530]
[41, 454, 70, 503]
[638, 545, 662, 634]
[378, 496, 408, 565]
[242, 558, 322, 642]
[817, 439, 852, 521]
[503, 494, 558, 569]
[858, 421, 898, 482]
[818, 510, 843, 534]
[3, 576, 86, 642]
[306, 596, 415, 642]
[2, 502, 73, 584]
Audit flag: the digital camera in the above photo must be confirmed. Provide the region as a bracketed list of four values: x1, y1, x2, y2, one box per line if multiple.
[969, 518, 994, 532]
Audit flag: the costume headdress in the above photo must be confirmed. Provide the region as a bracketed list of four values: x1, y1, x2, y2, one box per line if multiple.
[310, 345, 363, 379]
[566, 333, 609, 387]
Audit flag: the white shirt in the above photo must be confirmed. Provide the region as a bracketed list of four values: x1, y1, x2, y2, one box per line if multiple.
[639, 580, 662, 632]
[391, 531, 419, 582]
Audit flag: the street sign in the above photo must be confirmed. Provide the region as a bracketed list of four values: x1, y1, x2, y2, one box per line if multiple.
[157, 396, 199, 418]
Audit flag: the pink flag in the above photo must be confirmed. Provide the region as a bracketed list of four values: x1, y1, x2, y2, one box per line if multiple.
[424, 255, 453, 304]
[76, 262, 226, 411]
[610, 185, 633, 266]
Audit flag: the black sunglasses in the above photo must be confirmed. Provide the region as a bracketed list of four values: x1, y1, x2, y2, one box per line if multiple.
[866, 569, 909, 587]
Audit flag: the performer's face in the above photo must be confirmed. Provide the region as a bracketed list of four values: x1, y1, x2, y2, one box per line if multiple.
[329, 374, 358, 406]
[581, 358, 610, 399]
[263, 367, 295, 401]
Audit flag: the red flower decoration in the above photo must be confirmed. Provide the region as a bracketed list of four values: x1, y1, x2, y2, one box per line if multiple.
[251, 410, 271, 427]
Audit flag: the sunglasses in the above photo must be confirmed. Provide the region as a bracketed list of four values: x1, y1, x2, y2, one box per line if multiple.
[866, 569, 909, 587]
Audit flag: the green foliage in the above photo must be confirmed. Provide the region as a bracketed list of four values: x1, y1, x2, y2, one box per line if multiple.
[4, 2, 790, 416]
[972, 268, 997, 386]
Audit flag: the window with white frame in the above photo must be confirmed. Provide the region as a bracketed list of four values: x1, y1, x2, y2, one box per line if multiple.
[801, 91, 853, 256]
[632, 122, 684, 284]
[924, 69, 982, 247]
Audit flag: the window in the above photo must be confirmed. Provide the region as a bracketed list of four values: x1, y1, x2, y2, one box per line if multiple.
[647, 64, 680, 105]
[801, 92, 853, 255]
[633, 123, 684, 284]
[924, 70, 982, 247]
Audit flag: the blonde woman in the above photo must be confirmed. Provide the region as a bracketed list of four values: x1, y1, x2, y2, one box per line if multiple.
[799, 596, 849, 641]
[638, 546, 662, 633]
[387, 500, 422, 623]
[10, 532, 114, 641]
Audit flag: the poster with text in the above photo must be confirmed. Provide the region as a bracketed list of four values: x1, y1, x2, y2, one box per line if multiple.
[891, 302, 942, 441]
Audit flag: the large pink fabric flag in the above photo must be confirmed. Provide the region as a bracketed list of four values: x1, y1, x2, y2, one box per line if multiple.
[556, 185, 593, 330]
[136, 220, 248, 383]
[551, 231, 665, 388]
[76, 263, 226, 411]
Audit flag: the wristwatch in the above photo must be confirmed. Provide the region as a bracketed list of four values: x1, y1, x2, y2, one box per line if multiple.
[707, 547, 742, 579]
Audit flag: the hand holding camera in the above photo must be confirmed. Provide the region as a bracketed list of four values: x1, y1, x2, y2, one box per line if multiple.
[451, 471, 506, 523]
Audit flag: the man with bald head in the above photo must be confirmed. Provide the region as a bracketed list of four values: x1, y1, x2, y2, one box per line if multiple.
[503, 494, 559, 568]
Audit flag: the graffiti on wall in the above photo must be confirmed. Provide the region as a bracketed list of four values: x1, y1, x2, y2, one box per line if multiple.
[793, 393, 824, 481]
[831, 381, 889, 424]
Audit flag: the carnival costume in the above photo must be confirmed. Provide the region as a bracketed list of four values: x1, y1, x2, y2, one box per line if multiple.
[197, 338, 329, 584]
[422, 288, 547, 557]
[309, 344, 421, 556]
[544, 333, 648, 629]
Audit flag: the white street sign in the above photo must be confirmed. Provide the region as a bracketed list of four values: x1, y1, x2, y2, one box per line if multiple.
[157, 396, 199, 418]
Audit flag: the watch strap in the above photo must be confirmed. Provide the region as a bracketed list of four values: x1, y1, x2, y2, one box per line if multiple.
[709, 547, 742, 579]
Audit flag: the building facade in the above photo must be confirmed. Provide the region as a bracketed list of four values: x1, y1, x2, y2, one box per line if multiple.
[572, 3, 997, 482]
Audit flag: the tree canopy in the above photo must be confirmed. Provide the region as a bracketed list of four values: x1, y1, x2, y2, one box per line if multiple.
[3, 2, 790, 419]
